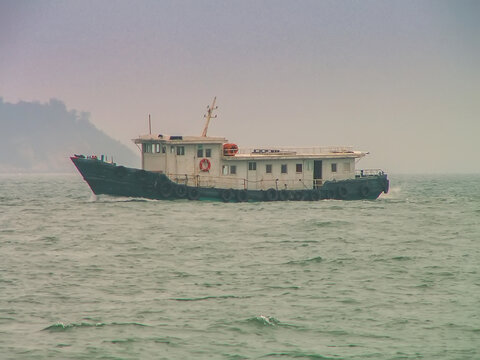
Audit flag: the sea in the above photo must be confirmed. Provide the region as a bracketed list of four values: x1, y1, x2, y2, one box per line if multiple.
[1, 173, 479, 360]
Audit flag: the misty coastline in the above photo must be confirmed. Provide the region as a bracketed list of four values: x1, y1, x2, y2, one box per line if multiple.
[0, 98, 139, 173]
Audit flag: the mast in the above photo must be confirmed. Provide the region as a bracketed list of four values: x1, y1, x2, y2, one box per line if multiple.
[201, 97, 218, 137]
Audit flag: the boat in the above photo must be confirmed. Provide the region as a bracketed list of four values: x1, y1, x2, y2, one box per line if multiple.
[71, 98, 389, 202]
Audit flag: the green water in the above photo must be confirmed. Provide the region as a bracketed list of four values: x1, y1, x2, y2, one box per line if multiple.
[1, 174, 479, 359]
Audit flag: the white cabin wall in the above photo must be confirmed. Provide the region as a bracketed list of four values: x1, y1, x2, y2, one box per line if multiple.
[166, 144, 177, 175]
[216, 158, 356, 190]
[143, 151, 165, 172]
[166, 143, 196, 181]
[256, 159, 308, 190]
[196, 143, 223, 187]
[207, 144, 223, 177]
[220, 160, 248, 189]
[142, 141, 357, 189]
[217, 159, 257, 190]
[322, 158, 355, 181]
[221, 159, 315, 190]
[304, 160, 314, 188]
[142, 142, 225, 186]
[142, 143, 164, 172]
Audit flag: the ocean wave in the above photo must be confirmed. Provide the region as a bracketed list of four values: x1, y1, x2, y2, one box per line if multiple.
[42, 322, 105, 332]
[42, 321, 149, 332]
[391, 256, 413, 261]
[171, 295, 246, 301]
[244, 315, 302, 330]
[88, 195, 152, 203]
[304, 220, 351, 228]
[246, 315, 281, 327]
[260, 351, 338, 359]
[285, 256, 323, 266]
[104, 336, 178, 345]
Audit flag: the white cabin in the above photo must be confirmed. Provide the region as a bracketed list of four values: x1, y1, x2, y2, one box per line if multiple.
[133, 134, 366, 191]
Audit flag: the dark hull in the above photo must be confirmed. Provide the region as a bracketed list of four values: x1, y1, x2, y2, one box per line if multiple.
[71, 156, 389, 202]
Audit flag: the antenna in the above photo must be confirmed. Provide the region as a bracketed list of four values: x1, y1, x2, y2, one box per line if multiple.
[148, 114, 152, 135]
[201, 97, 218, 137]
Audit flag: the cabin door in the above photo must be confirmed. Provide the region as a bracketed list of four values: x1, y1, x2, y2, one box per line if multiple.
[247, 161, 257, 190]
[313, 160, 322, 189]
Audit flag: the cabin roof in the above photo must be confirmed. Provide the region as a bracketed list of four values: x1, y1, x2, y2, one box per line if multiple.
[228, 151, 366, 160]
[229, 146, 367, 160]
[133, 134, 367, 159]
[133, 134, 227, 144]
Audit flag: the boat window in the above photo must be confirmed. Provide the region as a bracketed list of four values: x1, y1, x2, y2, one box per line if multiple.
[144, 143, 152, 153]
[162, 146, 166, 153]
[170, 146, 175, 154]
[266, 164, 272, 173]
[331, 163, 337, 172]
[197, 149, 203, 157]
[296, 163, 302, 173]
[206, 149, 212, 158]
[222, 165, 229, 175]
[155, 144, 161, 153]
[248, 162, 256, 171]
[177, 146, 185, 155]
[281, 164, 287, 174]
[343, 162, 350, 172]
[230, 165, 237, 175]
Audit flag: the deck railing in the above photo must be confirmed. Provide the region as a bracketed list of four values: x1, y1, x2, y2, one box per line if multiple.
[236, 146, 354, 156]
[168, 171, 383, 189]
[355, 169, 384, 177]
[169, 173, 315, 190]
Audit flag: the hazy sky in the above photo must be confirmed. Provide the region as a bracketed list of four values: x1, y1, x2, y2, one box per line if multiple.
[1, 0, 479, 173]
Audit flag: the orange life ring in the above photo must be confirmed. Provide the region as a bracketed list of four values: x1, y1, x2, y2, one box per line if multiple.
[199, 158, 211, 172]
[223, 143, 239, 156]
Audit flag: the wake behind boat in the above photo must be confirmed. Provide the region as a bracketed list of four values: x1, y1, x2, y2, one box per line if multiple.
[71, 98, 389, 202]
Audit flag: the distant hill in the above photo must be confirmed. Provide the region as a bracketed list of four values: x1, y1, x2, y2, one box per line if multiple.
[0, 98, 139, 173]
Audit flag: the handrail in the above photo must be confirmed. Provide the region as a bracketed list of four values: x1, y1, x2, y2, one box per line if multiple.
[355, 169, 384, 177]
[167, 171, 383, 190]
[167, 173, 316, 190]
[236, 146, 354, 155]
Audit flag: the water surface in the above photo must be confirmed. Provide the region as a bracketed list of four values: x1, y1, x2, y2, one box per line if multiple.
[1, 174, 479, 359]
